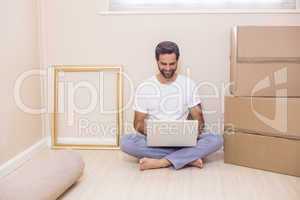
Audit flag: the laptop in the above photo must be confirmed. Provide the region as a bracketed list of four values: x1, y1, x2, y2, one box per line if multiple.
[146, 120, 198, 147]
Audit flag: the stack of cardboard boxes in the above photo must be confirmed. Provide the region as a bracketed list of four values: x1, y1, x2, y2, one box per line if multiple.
[224, 26, 300, 177]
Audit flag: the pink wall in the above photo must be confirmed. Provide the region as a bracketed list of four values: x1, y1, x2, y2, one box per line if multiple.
[41, 0, 300, 135]
[0, 0, 42, 165]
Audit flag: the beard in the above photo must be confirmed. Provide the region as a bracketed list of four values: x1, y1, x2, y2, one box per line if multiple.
[159, 68, 176, 79]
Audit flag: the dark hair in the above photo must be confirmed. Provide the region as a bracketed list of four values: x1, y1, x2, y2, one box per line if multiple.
[155, 41, 180, 61]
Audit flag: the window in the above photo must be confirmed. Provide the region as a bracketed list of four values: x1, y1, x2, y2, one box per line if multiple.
[109, 0, 297, 11]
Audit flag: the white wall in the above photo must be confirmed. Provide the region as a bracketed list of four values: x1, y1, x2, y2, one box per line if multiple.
[0, 0, 42, 165]
[41, 0, 300, 135]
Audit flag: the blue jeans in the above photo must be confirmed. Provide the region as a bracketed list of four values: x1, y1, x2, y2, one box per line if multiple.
[120, 132, 223, 170]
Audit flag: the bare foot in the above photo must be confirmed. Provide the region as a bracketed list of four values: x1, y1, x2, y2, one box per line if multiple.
[139, 158, 171, 171]
[188, 159, 204, 168]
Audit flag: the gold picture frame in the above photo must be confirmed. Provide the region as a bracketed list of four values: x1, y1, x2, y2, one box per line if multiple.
[51, 65, 123, 150]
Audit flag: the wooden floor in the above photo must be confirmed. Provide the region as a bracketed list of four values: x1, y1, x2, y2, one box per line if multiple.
[58, 150, 300, 200]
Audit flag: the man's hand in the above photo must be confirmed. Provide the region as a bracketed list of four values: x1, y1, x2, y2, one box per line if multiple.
[188, 103, 205, 135]
[133, 111, 148, 135]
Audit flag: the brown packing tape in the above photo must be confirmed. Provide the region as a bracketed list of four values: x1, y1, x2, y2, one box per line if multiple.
[224, 126, 300, 141]
[224, 131, 300, 177]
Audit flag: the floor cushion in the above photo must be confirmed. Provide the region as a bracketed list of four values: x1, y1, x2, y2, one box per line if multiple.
[0, 150, 84, 200]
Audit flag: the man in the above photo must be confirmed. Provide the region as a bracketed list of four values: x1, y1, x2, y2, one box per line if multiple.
[121, 41, 223, 171]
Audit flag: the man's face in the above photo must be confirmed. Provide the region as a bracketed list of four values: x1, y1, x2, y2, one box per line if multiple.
[157, 53, 178, 79]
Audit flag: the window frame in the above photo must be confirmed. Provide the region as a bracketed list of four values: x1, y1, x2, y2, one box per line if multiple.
[98, 0, 300, 15]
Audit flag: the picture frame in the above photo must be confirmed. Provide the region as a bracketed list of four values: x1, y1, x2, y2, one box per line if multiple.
[51, 65, 123, 149]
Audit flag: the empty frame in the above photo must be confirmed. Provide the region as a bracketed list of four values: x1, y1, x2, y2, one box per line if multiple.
[51, 65, 123, 149]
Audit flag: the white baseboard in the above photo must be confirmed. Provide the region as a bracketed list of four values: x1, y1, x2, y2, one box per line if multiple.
[0, 137, 48, 179]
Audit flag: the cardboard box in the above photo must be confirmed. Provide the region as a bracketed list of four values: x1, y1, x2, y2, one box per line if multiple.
[230, 63, 300, 97]
[237, 26, 300, 60]
[230, 26, 300, 97]
[224, 131, 300, 177]
[224, 96, 300, 139]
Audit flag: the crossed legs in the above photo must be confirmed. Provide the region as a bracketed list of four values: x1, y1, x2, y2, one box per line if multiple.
[120, 132, 223, 170]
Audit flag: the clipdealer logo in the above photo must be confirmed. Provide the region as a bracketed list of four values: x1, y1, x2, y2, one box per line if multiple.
[250, 67, 288, 132]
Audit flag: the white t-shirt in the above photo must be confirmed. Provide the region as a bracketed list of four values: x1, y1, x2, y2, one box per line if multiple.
[133, 75, 201, 120]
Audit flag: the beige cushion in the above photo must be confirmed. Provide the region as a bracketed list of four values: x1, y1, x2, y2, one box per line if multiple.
[0, 150, 84, 200]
